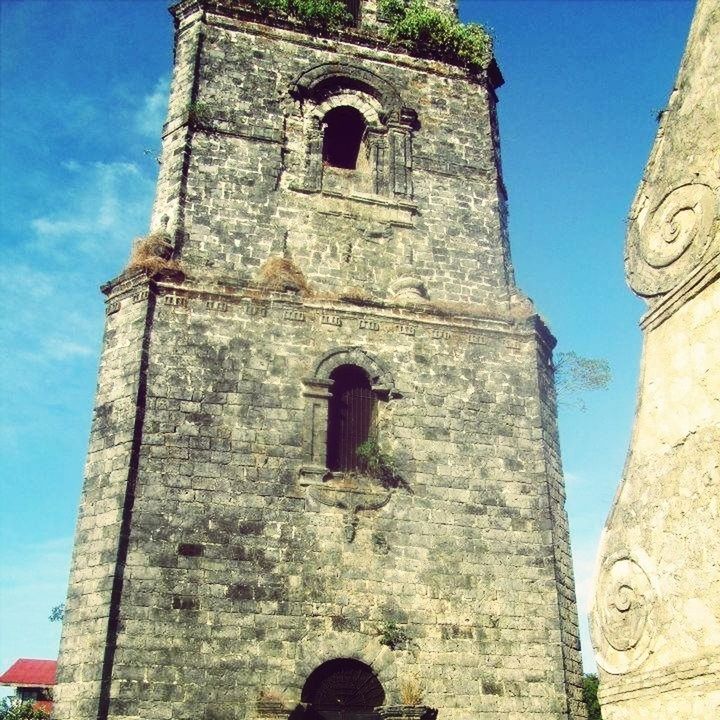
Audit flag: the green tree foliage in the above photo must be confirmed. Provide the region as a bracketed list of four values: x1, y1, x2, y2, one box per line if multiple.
[555, 351, 611, 410]
[49, 603, 65, 623]
[379, 0, 493, 72]
[249, 0, 494, 71]
[0, 699, 49, 720]
[582, 673, 602, 719]
[253, 0, 352, 31]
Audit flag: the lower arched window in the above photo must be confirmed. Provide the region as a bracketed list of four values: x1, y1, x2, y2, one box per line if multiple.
[327, 364, 375, 471]
[302, 658, 384, 720]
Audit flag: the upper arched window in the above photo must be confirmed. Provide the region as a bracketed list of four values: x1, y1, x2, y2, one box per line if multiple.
[327, 364, 375, 471]
[322, 106, 367, 170]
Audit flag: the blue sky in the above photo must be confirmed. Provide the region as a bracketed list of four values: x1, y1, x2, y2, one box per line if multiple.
[0, 0, 695, 680]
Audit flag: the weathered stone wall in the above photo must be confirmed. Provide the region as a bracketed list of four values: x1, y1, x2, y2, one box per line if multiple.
[151, 1, 513, 308]
[589, 0, 720, 716]
[56, 2, 586, 719]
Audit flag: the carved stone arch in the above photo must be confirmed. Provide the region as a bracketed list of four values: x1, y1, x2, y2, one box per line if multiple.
[292, 632, 399, 700]
[292, 61, 402, 120]
[312, 92, 383, 130]
[311, 347, 397, 395]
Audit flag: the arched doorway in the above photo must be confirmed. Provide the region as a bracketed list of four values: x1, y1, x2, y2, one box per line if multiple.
[302, 658, 384, 720]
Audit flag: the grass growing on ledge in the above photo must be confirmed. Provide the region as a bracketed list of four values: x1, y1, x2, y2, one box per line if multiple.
[127, 232, 181, 276]
[256, 257, 310, 294]
[248, 0, 493, 72]
[379, 0, 493, 72]
[253, 0, 352, 31]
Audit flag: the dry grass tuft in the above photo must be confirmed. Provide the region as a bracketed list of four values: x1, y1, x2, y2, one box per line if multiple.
[127, 232, 181, 276]
[400, 677, 424, 706]
[337, 286, 373, 304]
[257, 257, 309, 294]
[256, 689, 285, 710]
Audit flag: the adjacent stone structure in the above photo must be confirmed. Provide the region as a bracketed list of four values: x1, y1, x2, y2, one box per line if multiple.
[55, 2, 586, 718]
[589, 0, 720, 716]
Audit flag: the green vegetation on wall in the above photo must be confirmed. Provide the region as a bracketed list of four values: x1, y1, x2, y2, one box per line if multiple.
[253, 0, 352, 31]
[250, 0, 494, 71]
[379, 0, 493, 72]
[582, 673, 603, 719]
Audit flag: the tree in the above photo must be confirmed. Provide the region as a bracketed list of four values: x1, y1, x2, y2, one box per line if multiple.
[48, 603, 65, 623]
[582, 673, 602, 720]
[555, 351, 611, 410]
[0, 699, 49, 720]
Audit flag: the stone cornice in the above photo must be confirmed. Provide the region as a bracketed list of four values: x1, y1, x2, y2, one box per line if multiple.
[100, 271, 543, 341]
[598, 653, 720, 704]
[640, 251, 720, 332]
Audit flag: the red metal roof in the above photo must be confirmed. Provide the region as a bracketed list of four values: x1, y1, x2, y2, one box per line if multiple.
[0, 659, 57, 687]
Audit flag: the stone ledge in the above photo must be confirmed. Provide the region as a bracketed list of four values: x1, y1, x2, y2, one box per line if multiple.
[640, 251, 720, 331]
[598, 653, 720, 703]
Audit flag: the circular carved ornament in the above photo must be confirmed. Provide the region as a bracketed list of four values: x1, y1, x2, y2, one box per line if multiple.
[590, 552, 657, 674]
[626, 183, 718, 296]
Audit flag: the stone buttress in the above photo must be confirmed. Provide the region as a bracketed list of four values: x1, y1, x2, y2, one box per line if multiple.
[589, 0, 720, 716]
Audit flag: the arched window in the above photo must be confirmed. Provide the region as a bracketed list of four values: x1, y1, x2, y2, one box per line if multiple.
[327, 365, 375, 472]
[302, 658, 384, 720]
[343, 0, 361, 25]
[322, 106, 366, 170]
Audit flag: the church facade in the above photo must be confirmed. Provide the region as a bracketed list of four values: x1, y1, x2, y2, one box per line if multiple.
[55, 2, 586, 718]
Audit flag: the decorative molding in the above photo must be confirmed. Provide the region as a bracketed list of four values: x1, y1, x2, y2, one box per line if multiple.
[640, 251, 719, 331]
[590, 549, 659, 675]
[626, 182, 718, 297]
[306, 478, 392, 543]
[106, 300, 121, 315]
[598, 653, 720, 703]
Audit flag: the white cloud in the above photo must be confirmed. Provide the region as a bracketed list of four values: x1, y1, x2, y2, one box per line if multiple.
[43, 337, 94, 360]
[564, 470, 582, 486]
[0, 538, 73, 671]
[134, 76, 170, 138]
[31, 161, 143, 238]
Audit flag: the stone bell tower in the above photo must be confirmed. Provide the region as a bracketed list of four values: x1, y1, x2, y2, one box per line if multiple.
[55, 1, 586, 719]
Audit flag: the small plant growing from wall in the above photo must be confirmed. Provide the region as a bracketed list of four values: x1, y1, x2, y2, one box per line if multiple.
[187, 100, 213, 127]
[248, 0, 494, 71]
[356, 440, 406, 490]
[256, 257, 310, 294]
[554, 351, 611, 410]
[377, 620, 411, 650]
[399, 676, 424, 706]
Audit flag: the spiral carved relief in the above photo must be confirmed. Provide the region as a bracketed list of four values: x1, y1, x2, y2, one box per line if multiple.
[626, 183, 717, 296]
[591, 552, 658, 674]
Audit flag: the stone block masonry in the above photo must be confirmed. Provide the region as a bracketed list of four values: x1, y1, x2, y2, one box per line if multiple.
[55, 2, 587, 719]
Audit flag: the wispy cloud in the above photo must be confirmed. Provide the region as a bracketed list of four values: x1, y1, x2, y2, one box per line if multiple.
[134, 76, 170, 138]
[0, 537, 73, 671]
[30, 161, 147, 252]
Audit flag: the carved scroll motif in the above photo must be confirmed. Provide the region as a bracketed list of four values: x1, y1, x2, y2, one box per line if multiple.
[626, 183, 717, 296]
[591, 552, 658, 674]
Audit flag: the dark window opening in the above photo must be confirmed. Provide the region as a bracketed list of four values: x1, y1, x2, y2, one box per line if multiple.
[302, 658, 384, 720]
[343, 0, 361, 25]
[327, 365, 374, 471]
[322, 106, 366, 170]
